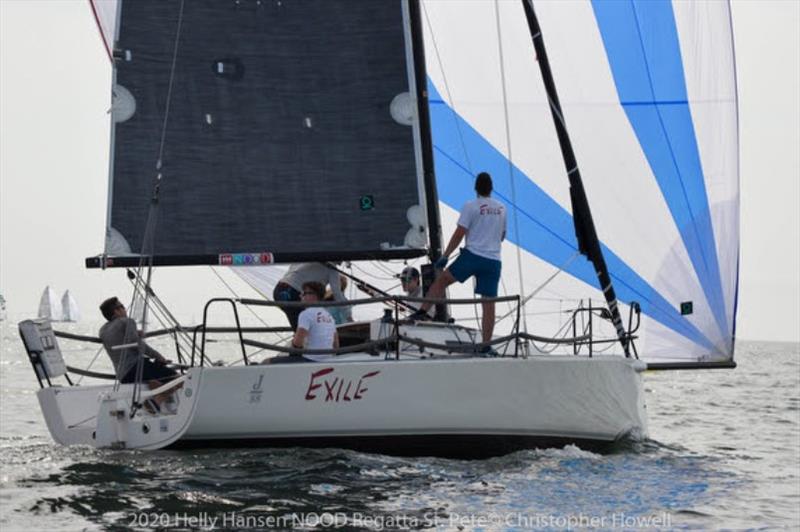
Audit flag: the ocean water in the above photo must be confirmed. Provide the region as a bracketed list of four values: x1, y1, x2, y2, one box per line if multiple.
[0, 320, 798, 531]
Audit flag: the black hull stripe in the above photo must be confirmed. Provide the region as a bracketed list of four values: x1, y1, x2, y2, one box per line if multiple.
[170, 434, 623, 459]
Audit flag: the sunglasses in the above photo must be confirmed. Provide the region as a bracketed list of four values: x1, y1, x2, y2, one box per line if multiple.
[301, 291, 316, 296]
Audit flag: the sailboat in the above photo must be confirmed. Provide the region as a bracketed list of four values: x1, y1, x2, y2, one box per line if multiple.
[60, 290, 81, 322]
[37, 286, 63, 322]
[19, 0, 738, 456]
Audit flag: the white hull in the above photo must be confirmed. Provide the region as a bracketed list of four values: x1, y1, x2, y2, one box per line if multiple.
[37, 355, 647, 456]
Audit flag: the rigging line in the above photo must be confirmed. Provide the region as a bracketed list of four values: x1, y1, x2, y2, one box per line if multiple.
[420, 0, 474, 174]
[439, 116, 710, 341]
[494, 0, 527, 333]
[471, 278, 480, 329]
[525, 4, 713, 351]
[155, 0, 186, 168]
[371, 260, 401, 279]
[498, 276, 517, 316]
[75, 345, 107, 386]
[67, 415, 98, 429]
[538, 312, 580, 353]
[352, 262, 396, 282]
[112, 277, 155, 394]
[376, 259, 407, 277]
[127, 273, 194, 357]
[209, 266, 280, 336]
[125, 2, 187, 393]
[497, 250, 580, 324]
[143, 299, 194, 359]
[208, 266, 292, 344]
[433, 145, 577, 249]
[124, 3, 187, 398]
[133, 262, 156, 408]
[229, 267, 271, 299]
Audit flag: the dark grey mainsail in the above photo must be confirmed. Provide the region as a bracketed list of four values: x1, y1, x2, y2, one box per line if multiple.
[96, 0, 428, 267]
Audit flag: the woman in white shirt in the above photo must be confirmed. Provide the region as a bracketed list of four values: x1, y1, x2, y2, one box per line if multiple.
[273, 263, 350, 328]
[292, 281, 339, 362]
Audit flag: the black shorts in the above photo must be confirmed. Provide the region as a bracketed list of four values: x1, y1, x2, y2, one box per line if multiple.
[121, 359, 178, 384]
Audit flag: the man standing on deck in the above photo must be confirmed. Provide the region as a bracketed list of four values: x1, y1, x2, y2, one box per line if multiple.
[410, 172, 506, 353]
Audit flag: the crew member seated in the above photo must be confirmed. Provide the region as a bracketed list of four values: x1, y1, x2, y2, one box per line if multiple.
[263, 282, 339, 364]
[98, 297, 179, 412]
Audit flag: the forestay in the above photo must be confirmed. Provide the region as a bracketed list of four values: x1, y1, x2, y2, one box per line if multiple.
[422, 0, 738, 364]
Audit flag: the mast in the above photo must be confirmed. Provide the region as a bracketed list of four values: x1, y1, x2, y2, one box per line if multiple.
[408, 0, 442, 262]
[408, 0, 448, 320]
[521, 0, 630, 356]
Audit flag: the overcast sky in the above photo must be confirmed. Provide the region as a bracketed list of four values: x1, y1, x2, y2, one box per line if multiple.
[1, 1, 798, 342]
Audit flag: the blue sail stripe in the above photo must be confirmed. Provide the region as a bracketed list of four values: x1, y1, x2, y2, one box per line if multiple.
[433, 145, 576, 249]
[427, 81, 717, 352]
[622, 100, 688, 106]
[591, 0, 730, 342]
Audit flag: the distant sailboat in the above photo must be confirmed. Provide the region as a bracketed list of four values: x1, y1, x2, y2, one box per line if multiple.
[61, 290, 81, 322]
[0, 294, 6, 321]
[37, 286, 63, 321]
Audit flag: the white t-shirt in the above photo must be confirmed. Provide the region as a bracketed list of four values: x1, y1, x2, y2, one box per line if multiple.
[457, 196, 506, 260]
[297, 306, 337, 361]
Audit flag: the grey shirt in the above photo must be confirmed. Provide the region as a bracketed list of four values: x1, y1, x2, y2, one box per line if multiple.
[99, 317, 163, 379]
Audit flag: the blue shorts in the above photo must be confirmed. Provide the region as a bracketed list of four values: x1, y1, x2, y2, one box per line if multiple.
[448, 248, 502, 297]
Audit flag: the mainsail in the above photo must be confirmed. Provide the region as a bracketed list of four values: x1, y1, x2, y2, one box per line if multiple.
[91, 0, 429, 266]
[88, 0, 739, 366]
[61, 290, 81, 322]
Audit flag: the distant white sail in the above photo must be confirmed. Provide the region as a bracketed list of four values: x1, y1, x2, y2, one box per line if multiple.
[38, 286, 63, 321]
[61, 290, 81, 322]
